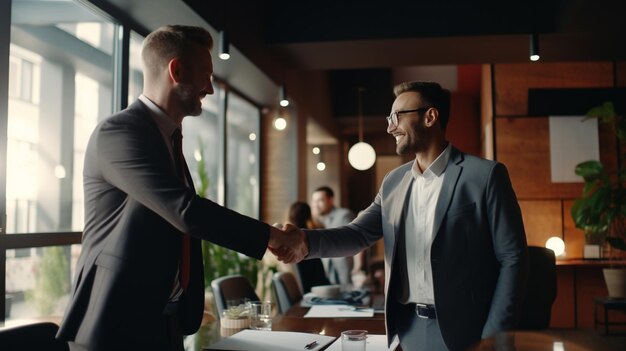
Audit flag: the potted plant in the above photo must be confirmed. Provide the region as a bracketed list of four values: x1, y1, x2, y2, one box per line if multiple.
[571, 101, 626, 297]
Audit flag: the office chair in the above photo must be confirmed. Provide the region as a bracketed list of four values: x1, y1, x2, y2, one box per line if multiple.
[295, 258, 331, 293]
[518, 246, 557, 330]
[272, 271, 303, 314]
[0, 322, 69, 351]
[211, 274, 260, 317]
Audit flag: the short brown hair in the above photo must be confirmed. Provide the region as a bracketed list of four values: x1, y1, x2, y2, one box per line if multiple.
[142, 25, 213, 79]
[393, 81, 451, 130]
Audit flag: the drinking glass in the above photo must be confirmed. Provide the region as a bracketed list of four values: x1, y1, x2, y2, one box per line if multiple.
[249, 301, 272, 330]
[341, 330, 367, 351]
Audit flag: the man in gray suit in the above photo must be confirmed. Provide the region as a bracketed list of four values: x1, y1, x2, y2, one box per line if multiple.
[280, 81, 528, 350]
[56, 25, 297, 351]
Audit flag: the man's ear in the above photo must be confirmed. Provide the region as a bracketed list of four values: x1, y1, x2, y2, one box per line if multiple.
[424, 108, 439, 128]
[168, 57, 182, 83]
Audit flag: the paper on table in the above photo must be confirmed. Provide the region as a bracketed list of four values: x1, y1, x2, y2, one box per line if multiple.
[203, 329, 336, 351]
[304, 304, 375, 318]
[324, 334, 399, 351]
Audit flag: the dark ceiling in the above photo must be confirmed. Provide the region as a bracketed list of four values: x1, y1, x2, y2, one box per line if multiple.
[183, 0, 626, 137]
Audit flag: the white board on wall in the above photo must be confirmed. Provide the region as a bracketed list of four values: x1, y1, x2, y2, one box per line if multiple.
[549, 116, 599, 183]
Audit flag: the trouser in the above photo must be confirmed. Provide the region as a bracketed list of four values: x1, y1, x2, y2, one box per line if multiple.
[395, 302, 448, 351]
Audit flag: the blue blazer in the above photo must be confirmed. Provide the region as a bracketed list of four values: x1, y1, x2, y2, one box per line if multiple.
[306, 147, 528, 351]
[57, 100, 270, 350]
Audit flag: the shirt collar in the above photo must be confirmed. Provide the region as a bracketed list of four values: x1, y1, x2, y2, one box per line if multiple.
[411, 143, 452, 179]
[138, 94, 180, 138]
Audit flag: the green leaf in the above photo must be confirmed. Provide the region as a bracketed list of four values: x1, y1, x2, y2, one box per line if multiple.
[586, 101, 615, 119]
[574, 160, 606, 181]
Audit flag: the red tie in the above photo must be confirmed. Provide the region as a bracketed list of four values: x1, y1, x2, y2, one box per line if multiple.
[172, 128, 191, 290]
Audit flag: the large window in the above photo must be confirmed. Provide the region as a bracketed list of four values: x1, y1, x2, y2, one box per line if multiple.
[2, 0, 263, 327]
[183, 85, 224, 205]
[4, 0, 119, 323]
[128, 31, 144, 104]
[227, 93, 260, 218]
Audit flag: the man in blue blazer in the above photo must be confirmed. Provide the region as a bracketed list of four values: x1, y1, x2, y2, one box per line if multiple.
[56, 25, 295, 351]
[281, 81, 528, 350]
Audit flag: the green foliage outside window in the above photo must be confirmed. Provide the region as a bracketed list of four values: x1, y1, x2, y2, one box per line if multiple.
[27, 246, 69, 315]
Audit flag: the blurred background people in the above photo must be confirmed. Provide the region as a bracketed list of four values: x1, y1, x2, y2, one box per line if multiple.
[311, 186, 364, 287]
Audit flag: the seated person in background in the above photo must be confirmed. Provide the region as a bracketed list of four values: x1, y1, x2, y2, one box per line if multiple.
[284, 202, 330, 293]
[311, 186, 364, 287]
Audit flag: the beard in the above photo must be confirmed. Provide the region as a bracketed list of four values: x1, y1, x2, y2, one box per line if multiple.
[396, 122, 429, 155]
[176, 83, 203, 117]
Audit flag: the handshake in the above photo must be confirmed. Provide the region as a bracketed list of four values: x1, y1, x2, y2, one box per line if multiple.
[268, 223, 309, 264]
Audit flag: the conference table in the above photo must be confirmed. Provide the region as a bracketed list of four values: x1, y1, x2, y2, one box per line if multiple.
[191, 299, 626, 351]
[192, 295, 391, 351]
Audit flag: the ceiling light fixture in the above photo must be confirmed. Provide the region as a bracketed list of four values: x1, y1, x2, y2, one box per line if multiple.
[348, 87, 376, 171]
[316, 146, 326, 171]
[279, 85, 289, 107]
[218, 30, 230, 60]
[529, 33, 540, 62]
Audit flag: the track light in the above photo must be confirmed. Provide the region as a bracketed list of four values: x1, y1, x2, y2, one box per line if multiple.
[219, 31, 230, 60]
[529, 33, 540, 62]
[279, 85, 289, 107]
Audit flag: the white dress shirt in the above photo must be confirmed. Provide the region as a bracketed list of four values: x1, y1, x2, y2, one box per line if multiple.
[405, 143, 451, 304]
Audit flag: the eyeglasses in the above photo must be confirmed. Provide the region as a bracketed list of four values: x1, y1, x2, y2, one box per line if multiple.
[386, 108, 431, 127]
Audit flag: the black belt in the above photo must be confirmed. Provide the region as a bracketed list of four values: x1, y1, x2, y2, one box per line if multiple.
[414, 303, 437, 319]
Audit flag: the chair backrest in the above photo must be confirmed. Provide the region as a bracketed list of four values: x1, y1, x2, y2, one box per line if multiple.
[211, 274, 260, 317]
[518, 246, 557, 330]
[0, 322, 69, 351]
[295, 258, 331, 293]
[273, 271, 303, 314]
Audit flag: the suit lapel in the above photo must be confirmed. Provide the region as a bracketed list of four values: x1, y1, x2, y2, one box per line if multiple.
[392, 170, 415, 242]
[432, 148, 463, 240]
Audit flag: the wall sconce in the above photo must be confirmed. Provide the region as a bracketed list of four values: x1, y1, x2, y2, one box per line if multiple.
[279, 85, 289, 107]
[348, 87, 376, 170]
[529, 33, 540, 62]
[218, 31, 230, 60]
[545, 236, 565, 257]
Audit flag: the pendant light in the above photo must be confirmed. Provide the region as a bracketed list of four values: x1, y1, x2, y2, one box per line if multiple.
[218, 31, 230, 60]
[348, 87, 376, 170]
[529, 33, 540, 62]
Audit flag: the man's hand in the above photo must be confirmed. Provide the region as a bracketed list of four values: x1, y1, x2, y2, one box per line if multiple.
[268, 223, 309, 263]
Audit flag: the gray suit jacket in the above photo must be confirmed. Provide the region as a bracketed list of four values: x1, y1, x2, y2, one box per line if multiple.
[57, 100, 270, 350]
[306, 147, 528, 351]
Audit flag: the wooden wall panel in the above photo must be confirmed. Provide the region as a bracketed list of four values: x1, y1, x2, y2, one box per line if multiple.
[496, 117, 617, 200]
[481, 64, 493, 159]
[494, 62, 614, 116]
[448, 93, 481, 157]
[617, 61, 626, 87]
[519, 200, 562, 247]
[563, 200, 585, 259]
[496, 118, 583, 199]
[551, 266, 576, 328]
